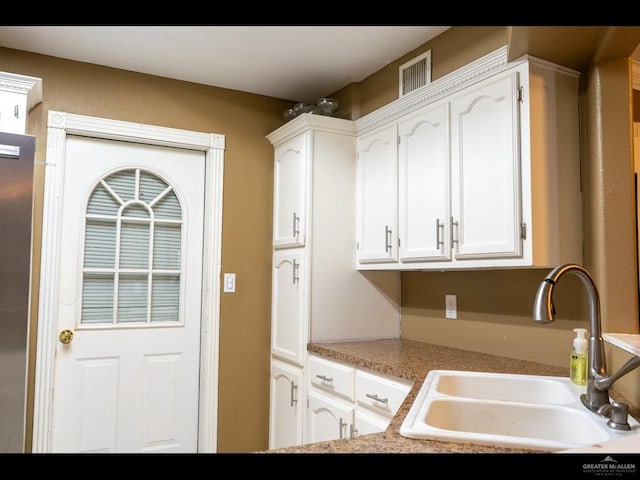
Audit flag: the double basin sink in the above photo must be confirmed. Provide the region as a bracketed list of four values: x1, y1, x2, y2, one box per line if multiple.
[400, 370, 640, 451]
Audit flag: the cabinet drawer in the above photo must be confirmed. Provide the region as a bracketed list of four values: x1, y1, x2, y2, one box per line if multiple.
[309, 355, 355, 401]
[355, 369, 412, 418]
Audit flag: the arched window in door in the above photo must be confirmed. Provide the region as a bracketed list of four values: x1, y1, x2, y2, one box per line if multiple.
[80, 168, 183, 325]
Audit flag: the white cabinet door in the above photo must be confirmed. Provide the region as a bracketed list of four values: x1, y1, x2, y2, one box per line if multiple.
[353, 409, 390, 438]
[398, 102, 450, 262]
[271, 249, 307, 366]
[269, 359, 304, 449]
[356, 124, 398, 263]
[307, 389, 354, 444]
[273, 134, 307, 249]
[450, 71, 522, 260]
[0, 91, 26, 134]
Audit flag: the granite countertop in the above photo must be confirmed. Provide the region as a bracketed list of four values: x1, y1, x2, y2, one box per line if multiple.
[263, 338, 639, 454]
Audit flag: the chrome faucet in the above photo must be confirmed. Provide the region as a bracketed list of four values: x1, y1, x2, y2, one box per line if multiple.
[533, 263, 640, 429]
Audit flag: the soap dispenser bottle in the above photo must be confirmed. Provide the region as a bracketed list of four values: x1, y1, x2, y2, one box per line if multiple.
[570, 328, 588, 386]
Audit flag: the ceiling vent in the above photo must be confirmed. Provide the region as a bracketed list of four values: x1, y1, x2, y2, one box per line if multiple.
[399, 50, 432, 97]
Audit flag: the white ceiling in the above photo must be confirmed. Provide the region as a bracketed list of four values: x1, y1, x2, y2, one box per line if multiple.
[0, 25, 451, 103]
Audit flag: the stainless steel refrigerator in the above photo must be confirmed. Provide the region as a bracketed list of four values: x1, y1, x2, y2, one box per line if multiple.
[0, 131, 35, 453]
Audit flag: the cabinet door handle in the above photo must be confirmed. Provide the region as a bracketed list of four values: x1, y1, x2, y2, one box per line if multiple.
[339, 418, 346, 439]
[292, 212, 300, 239]
[450, 216, 459, 250]
[315, 374, 333, 383]
[436, 218, 444, 249]
[290, 381, 298, 407]
[366, 393, 389, 405]
[385, 225, 392, 253]
[292, 259, 299, 284]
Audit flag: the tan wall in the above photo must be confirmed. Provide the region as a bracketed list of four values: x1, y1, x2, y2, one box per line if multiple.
[401, 270, 588, 367]
[0, 47, 291, 452]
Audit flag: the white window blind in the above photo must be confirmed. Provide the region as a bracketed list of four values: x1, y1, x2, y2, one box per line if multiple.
[81, 168, 183, 325]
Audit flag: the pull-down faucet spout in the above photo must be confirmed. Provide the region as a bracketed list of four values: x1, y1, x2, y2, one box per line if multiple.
[532, 264, 640, 418]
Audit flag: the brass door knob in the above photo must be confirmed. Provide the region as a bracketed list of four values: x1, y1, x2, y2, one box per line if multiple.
[59, 329, 74, 344]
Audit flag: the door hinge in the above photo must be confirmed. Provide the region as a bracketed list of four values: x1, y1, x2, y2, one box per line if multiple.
[520, 222, 527, 240]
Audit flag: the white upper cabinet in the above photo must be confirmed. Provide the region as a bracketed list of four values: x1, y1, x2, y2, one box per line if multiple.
[356, 124, 398, 263]
[0, 71, 42, 134]
[355, 47, 582, 270]
[0, 91, 27, 134]
[398, 101, 450, 262]
[450, 71, 521, 260]
[272, 134, 307, 249]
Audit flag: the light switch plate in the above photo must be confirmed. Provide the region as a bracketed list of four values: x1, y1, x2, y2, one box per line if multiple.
[223, 273, 236, 293]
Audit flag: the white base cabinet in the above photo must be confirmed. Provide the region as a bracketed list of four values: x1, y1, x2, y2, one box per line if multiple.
[305, 354, 412, 444]
[307, 389, 353, 443]
[355, 47, 582, 270]
[269, 359, 304, 450]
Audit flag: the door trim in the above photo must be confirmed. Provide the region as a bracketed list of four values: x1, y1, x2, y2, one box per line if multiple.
[32, 111, 225, 453]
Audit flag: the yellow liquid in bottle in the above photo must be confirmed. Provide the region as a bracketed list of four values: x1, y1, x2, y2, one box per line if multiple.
[570, 352, 587, 386]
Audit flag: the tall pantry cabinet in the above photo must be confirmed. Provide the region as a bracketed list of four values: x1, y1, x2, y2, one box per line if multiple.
[266, 114, 401, 449]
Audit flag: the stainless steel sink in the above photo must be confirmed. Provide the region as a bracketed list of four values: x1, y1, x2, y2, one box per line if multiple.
[400, 370, 640, 451]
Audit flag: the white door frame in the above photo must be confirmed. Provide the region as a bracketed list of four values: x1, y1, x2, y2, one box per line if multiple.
[32, 111, 224, 453]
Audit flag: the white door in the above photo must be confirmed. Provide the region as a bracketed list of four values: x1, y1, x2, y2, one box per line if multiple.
[50, 135, 205, 453]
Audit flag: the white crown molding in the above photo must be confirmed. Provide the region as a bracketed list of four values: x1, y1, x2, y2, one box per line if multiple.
[354, 47, 581, 135]
[266, 112, 356, 146]
[355, 46, 512, 134]
[0, 71, 42, 111]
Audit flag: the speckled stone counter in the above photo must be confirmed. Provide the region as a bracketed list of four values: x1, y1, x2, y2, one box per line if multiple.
[262, 338, 639, 454]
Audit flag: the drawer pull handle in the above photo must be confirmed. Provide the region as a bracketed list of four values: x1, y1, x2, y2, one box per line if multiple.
[366, 393, 388, 405]
[316, 374, 333, 383]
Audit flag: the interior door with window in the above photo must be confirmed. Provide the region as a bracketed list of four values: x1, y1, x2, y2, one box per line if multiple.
[50, 135, 205, 453]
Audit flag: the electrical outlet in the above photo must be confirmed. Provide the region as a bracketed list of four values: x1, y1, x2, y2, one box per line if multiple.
[445, 294, 457, 319]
